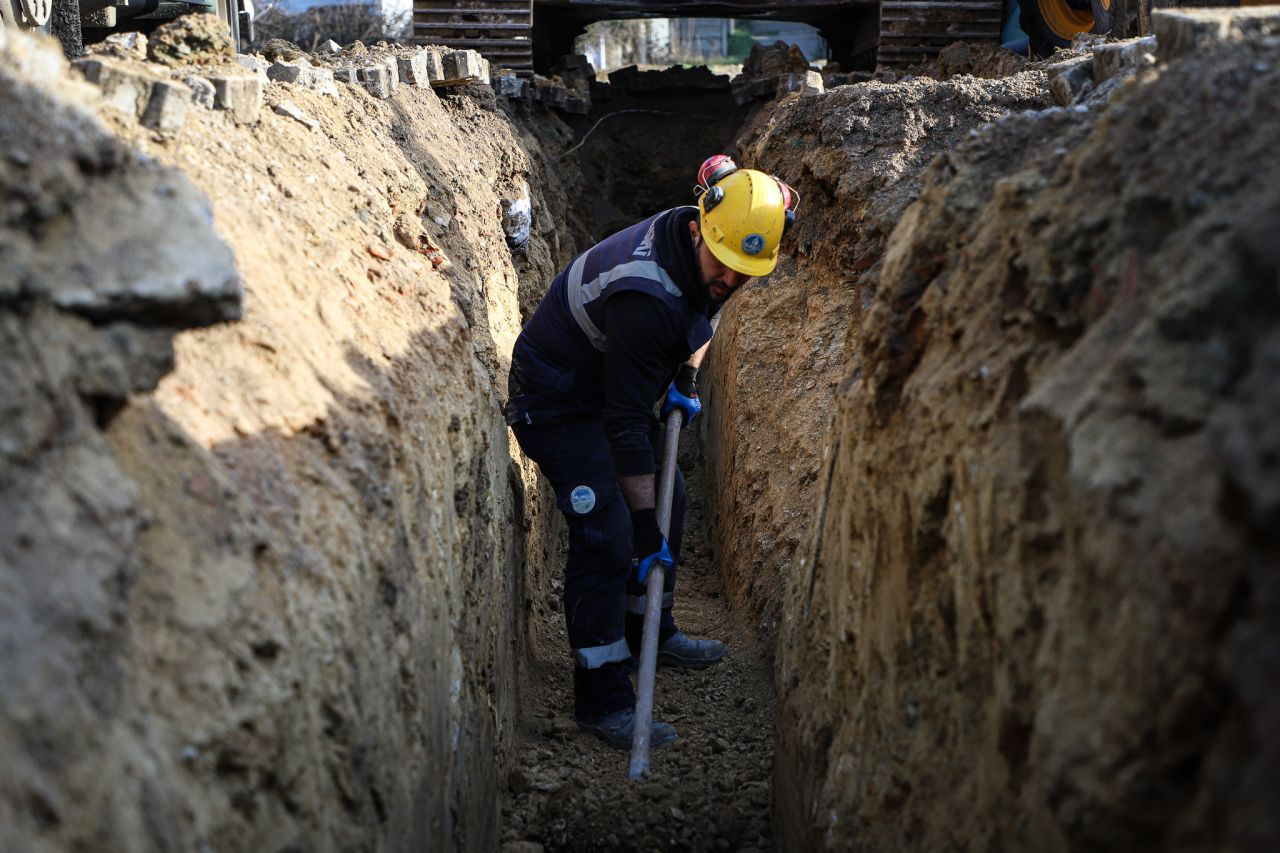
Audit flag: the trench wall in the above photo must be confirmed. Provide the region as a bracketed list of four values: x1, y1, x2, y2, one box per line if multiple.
[707, 32, 1280, 851]
[0, 33, 586, 851]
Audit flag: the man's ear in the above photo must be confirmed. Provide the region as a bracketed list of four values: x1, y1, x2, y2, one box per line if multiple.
[688, 219, 700, 240]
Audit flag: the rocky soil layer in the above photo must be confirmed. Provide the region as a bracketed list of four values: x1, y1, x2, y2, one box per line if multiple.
[0, 25, 588, 851]
[704, 14, 1280, 851]
[703, 67, 1051, 649]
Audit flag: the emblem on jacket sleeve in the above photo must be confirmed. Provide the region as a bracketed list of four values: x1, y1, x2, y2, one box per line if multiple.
[570, 485, 597, 514]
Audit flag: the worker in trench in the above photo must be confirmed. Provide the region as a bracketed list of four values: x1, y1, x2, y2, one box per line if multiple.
[504, 156, 798, 747]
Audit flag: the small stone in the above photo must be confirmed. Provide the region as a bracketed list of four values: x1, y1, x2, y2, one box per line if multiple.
[493, 72, 525, 99]
[141, 80, 189, 132]
[508, 768, 531, 794]
[1092, 36, 1156, 84]
[319, 39, 342, 54]
[1045, 54, 1093, 106]
[777, 69, 823, 97]
[273, 100, 318, 131]
[397, 50, 434, 86]
[184, 75, 215, 109]
[358, 65, 392, 98]
[500, 842, 545, 853]
[208, 75, 263, 123]
[427, 202, 451, 228]
[103, 31, 146, 57]
[260, 37, 305, 63]
[441, 49, 487, 84]
[267, 61, 339, 96]
[234, 53, 270, 79]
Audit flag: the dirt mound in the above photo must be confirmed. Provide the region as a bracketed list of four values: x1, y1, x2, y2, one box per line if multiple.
[704, 70, 1051, 648]
[260, 37, 306, 63]
[908, 40, 1029, 80]
[1, 27, 586, 851]
[147, 12, 236, 67]
[768, 30, 1280, 851]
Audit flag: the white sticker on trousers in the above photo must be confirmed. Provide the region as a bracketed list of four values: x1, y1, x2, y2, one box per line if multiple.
[569, 485, 596, 514]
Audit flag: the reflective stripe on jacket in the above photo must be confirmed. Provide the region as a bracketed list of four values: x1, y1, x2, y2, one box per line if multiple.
[505, 207, 713, 425]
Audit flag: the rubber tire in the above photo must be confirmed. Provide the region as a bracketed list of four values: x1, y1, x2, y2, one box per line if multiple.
[1019, 0, 1094, 57]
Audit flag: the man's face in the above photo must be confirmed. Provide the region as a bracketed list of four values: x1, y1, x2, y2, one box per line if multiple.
[689, 221, 752, 302]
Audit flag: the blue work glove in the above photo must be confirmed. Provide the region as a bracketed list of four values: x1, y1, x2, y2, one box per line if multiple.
[662, 364, 701, 427]
[631, 508, 674, 584]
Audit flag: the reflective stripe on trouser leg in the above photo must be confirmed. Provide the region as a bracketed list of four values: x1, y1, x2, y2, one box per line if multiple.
[573, 638, 632, 669]
[626, 591, 675, 615]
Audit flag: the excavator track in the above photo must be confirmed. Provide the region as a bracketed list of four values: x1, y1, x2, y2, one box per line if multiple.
[412, 0, 534, 75]
[876, 0, 1005, 69]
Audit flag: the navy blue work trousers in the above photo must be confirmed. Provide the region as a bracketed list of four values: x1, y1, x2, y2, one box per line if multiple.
[512, 415, 685, 719]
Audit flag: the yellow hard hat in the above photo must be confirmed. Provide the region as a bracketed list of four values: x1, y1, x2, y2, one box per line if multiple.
[697, 168, 788, 278]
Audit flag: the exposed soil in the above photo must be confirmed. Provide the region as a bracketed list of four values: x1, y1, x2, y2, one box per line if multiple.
[4, 9, 1280, 853]
[500, 433, 776, 853]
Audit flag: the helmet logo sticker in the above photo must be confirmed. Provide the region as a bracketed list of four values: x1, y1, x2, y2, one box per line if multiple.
[742, 234, 766, 256]
[569, 485, 596, 514]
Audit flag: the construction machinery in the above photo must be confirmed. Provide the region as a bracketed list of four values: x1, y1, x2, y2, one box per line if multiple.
[413, 0, 1275, 76]
[1, 0, 249, 56]
[410, 0, 1030, 75]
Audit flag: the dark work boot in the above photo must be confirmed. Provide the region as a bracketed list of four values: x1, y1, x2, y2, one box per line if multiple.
[656, 631, 726, 669]
[575, 708, 678, 750]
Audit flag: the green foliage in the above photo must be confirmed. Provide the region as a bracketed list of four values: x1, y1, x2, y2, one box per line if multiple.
[727, 27, 754, 61]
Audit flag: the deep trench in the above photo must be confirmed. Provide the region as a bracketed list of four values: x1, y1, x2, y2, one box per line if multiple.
[500, 87, 779, 851]
[8, 26, 1279, 853]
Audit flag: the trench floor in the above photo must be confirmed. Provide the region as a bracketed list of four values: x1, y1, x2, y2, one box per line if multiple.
[501, 431, 776, 852]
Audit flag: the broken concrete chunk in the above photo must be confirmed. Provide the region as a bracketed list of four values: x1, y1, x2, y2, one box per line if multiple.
[266, 61, 339, 96]
[332, 65, 359, 84]
[1045, 54, 1093, 106]
[234, 53, 270, 79]
[358, 65, 392, 98]
[493, 72, 525, 99]
[562, 95, 589, 115]
[74, 58, 152, 118]
[260, 37, 305, 63]
[1152, 6, 1280, 62]
[208, 74, 263, 123]
[1070, 31, 1106, 52]
[184, 75, 215, 108]
[396, 50, 438, 87]
[439, 49, 487, 85]
[141, 80, 189, 132]
[147, 12, 235, 66]
[421, 49, 445, 83]
[1092, 36, 1156, 83]
[41, 168, 242, 325]
[320, 39, 342, 54]
[778, 70, 823, 97]
[534, 79, 567, 109]
[103, 31, 147, 57]
[273, 100, 318, 131]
